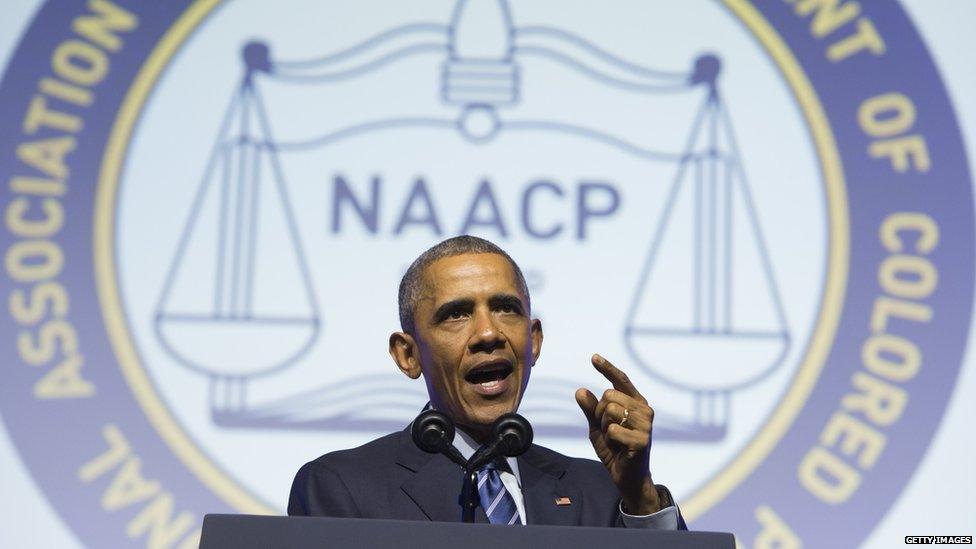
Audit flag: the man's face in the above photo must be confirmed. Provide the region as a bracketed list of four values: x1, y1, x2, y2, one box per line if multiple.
[409, 253, 542, 435]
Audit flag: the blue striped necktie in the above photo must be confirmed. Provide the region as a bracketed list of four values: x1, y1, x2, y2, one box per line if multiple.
[477, 461, 521, 525]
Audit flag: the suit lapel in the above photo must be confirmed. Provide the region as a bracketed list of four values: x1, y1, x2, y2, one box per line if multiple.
[396, 429, 465, 522]
[518, 446, 581, 526]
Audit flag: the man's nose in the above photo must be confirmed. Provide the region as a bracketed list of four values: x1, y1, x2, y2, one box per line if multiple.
[468, 308, 506, 352]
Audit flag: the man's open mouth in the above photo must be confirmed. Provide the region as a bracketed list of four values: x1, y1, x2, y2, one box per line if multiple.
[464, 362, 514, 395]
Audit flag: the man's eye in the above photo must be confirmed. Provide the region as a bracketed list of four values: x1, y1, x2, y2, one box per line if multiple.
[498, 304, 519, 314]
[446, 310, 466, 320]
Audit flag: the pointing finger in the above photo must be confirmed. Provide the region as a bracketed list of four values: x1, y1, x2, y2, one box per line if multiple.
[591, 354, 646, 402]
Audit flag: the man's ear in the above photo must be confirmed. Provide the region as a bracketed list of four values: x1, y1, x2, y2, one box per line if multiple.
[389, 331, 422, 379]
[530, 318, 543, 366]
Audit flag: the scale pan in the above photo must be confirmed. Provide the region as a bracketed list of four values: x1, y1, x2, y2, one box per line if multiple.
[625, 330, 788, 391]
[156, 315, 318, 377]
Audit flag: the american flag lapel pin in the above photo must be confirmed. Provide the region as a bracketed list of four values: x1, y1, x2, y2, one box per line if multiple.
[554, 496, 572, 506]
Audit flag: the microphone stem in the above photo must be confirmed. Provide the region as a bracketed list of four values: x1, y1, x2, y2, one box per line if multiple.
[465, 440, 500, 475]
[442, 445, 467, 468]
[459, 469, 480, 523]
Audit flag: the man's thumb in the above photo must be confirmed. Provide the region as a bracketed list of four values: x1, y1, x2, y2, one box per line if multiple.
[575, 388, 599, 429]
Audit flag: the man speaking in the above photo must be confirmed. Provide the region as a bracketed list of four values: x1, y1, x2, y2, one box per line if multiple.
[288, 236, 686, 529]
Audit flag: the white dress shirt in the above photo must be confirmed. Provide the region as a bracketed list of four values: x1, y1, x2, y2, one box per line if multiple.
[453, 429, 679, 529]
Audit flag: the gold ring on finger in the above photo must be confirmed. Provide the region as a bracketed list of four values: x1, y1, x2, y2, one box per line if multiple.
[619, 408, 630, 428]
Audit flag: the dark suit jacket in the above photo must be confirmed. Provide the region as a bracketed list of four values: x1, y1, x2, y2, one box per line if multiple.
[288, 428, 687, 529]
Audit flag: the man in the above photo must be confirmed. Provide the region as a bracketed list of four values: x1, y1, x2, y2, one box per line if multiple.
[289, 236, 686, 528]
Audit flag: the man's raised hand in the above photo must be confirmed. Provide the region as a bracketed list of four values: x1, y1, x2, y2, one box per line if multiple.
[575, 353, 661, 515]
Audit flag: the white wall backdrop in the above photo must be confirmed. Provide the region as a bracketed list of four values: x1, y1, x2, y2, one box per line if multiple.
[1, 1, 973, 547]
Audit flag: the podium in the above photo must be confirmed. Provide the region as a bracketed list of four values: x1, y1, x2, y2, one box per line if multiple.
[200, 514, 736, 549]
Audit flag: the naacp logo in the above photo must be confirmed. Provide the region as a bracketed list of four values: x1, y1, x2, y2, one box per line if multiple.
[0, 1, 971, 547]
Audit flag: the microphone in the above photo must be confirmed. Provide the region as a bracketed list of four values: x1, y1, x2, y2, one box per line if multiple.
[492, 412, 533, 457]
[466, 413, 533, 472]
[411, 409, 466, 467]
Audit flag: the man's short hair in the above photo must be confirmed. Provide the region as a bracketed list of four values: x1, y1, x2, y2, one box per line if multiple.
[398, 235, 531, 335]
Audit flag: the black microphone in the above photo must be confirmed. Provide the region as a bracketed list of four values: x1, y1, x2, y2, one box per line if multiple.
[492, 413, 533, 457]
[411, 409, 466, 467]
[466, 413, 533, 472]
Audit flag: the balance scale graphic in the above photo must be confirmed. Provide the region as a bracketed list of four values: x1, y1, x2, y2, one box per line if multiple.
[153, 0, 790, 442]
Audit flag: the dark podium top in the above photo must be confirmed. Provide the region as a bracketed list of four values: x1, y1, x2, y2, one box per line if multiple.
[200, 514, 735, 549]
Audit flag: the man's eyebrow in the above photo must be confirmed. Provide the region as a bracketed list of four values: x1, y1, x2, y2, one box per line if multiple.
[489, 294, 525, 311]
[432, 298, 474, 321]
